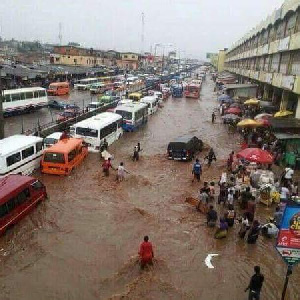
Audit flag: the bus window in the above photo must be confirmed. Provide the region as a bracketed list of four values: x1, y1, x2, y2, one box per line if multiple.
[20, 93, 26, 101]
[36, 142, 43, 152]
[76, 127, 98, 137]
[11, 93, 20, 101]
[6, 152, 21, 166]
[25, 92, 34, 99]
[15, 188, 30, 205]
[4, 95, 11, 102]
[0, 203, 8, 218]
[100, 122, 117, 139]
[33, 91, 39, 98]
[38, 90, 46, 97]
[22, 146, 34, 159]
[6, 198, 15, 212]
[68, 149, 76, 162]
[43, 152, 65, 163]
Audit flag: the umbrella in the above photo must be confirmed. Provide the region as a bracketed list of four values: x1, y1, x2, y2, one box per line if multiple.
[237, 148, 273, 164]
[257, 118, 271, 127]
[223, 113, 241, 119]
[237, 119, 263, 128]
[274, 110, 293, 118]
[229, 103, 241, 108]
[244, 98, 260, 105]
[218, 94, 231, 101]
[254, 113, 273, 120]
[225, 107, 242, 115]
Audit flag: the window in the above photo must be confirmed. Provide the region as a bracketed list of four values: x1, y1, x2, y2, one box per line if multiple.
[15, 188, 30, 205]
[276, 21, 286, 40]
[4, 95, 11, 102]
[0, 203, 8, 218]
[19, 93, 26, 101]
[43, 152, 65, 163]
[270, 53, 280, 72]
[33, 91, 39, 98]
[31, 181, 44, 191]
[264, 55, 270, 71]
[36, 142, 43, 152]
[295, 11, 300, 33]
[22, 146, 34, 159]
[285, 14, 297, 36]
[76, 127, 98, 137]
[11, 93, 20, 101]
[100, 122, 117, 139]
[124, 55, 128, 59]
[269, 27, 276, 42]
[132, 55, 135, 59]
[55, 57, 59, 62]
[6, 152, 21, 167]
[279, 53, 290, 74]
[25, 92, 34, 99]
[6, 198, 15, 212]
[290, 50, 300, 75]
[115, 110, 132, 120]
[68, 149, 76, 162]
[38, 90, 46, 97]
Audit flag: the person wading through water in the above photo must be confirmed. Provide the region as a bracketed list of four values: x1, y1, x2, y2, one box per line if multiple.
[138, 235, 154, 269]
[192, 158, 202, 182]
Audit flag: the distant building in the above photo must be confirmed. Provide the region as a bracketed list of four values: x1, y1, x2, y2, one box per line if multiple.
[217, 49, 227, 72]
[117, 52, 140, 70]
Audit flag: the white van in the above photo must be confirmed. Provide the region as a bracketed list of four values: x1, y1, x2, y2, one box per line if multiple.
[141, 96, 159, 115]
[0, 135, 44, 177]
[44, 132, 63, 148]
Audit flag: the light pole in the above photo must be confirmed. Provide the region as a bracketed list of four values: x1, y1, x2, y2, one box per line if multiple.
[0, 66, 4, 139]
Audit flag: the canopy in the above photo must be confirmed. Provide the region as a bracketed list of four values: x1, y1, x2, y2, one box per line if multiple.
[274, 110, 293, 118]
[237, 119, 262, 128]
[225, 107, 241, 115]
[237, 148, 273, 164]
[244, 98, 260, 105]
[254, 113, 273, 120]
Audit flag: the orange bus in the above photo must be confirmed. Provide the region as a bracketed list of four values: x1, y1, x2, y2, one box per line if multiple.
[47, 82, 70, 96]
[41, 138, 88, 175]
[185, 84, 201, 99]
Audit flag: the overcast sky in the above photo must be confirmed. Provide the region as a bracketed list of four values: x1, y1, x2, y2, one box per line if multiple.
[0, 0, 284, 59]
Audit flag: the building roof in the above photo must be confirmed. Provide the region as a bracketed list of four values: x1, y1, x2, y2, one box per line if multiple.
[224, 84, 258, 90]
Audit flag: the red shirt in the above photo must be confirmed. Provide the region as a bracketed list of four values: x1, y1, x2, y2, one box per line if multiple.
[139, 241, 153, 261]
[102, 160, 112, 170]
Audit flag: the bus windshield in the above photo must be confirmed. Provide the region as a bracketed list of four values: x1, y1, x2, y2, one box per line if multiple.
[43, 152, 65, 163]
[115, 110, 132, 120]
[76, 127, 98, 137]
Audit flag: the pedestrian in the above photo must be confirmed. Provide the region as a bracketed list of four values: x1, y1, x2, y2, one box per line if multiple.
[225, 204, 236, 227]
[209, 181, 215, 201]
[227, 189, 234, 206]
[133, 145, 139, 161]
[218, 182, 227, 204]
[247, 220, 260, 244]
[211, 111, 216, 123]
[192, 158, 202, 182]
[261, 218, 279, 238]
[227, 151, 234, 172]
[205, 148, 216, 167]
[139, 235, 154, 269]
[206, 205, 218, 227]
[239, 213, 250, 239]
[116, 162, 129, 182]
[101, 138, 108, 152]
[245, 266, 264, 300]
[283, 165, 294, 185]
[102, 157, 113, 176]
[274, 206, 283, 228]
[214, 218, 228, 239]
[280, 184, 290, 202]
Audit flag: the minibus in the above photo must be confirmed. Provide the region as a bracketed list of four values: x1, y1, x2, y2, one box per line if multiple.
[0, 175, 47, 235]
[47, 82, 70, 96]
[0, 135, 44, 177]
[128, 93, 142, 101]
[140, 96, 159, 115]
[115, 102, 148, 132]
[41, 138, 88, 175]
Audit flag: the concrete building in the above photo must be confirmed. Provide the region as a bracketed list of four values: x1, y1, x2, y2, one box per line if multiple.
[117, 52, 140, 70]
[224, 0, 300, 118]
[217, 49, 227, 72]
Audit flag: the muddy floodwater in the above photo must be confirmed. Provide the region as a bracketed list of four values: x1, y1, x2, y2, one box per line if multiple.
[1, 77, 300, 300]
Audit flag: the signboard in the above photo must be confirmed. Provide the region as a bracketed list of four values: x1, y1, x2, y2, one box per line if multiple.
[276, 206, 300, 266]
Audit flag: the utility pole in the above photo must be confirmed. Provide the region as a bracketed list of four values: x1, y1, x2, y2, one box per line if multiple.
[141, 12, 145, 55]
[0, 66, 4, 139]
[58, 22, 63, 45]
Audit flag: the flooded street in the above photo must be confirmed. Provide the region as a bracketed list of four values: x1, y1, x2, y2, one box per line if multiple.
[0, 77, 299, 300]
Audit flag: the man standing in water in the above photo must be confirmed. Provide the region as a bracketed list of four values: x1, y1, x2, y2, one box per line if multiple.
[211, 111, 216, 123]
[139, 236, 154, 269]
[245, 266, 264, 300]
[192, 159, 202, 182]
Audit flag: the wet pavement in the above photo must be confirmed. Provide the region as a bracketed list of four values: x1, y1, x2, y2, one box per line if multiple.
[1, 77, 300, 300]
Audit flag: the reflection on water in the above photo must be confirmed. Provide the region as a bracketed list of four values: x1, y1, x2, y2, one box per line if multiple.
[0, 77, 299, 300]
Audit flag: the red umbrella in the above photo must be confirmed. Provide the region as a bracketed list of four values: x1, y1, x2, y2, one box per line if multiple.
[257, 118, 271, 127]
[225, 107, 242, 115]
[237, 148, 273, 164]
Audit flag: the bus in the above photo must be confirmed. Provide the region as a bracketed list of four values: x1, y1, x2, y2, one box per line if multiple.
[90, 82, 106, 94]
[41, 138, 88, 175]
[0, 135, 44, 177]
[128, 93, 142, 101]
[70, 112, 123, 152]
[140, 96, 159, 115]
[47, 82, 70, 96]
[185, 83, 200, 99]
[74, 78, 99, 90]
[115, 102, 148, 132]
[0, 175, 47, 235]
[3, 87, 48, 116]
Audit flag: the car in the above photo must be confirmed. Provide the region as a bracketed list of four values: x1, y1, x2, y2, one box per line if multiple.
[44, 132, 64, 147]
[167, 135, 203, 161]
[48, 100, 80, 110]
[56, 109, 81, 123]
[87, 102, 104, 112]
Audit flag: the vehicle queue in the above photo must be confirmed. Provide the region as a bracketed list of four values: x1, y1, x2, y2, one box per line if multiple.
[0, 65, 205, 236]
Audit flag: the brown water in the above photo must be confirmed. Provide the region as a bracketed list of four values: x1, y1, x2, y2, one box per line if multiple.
[1, 77, 299, 300]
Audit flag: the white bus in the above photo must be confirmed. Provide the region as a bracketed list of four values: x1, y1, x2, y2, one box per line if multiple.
[74, 78, 100, 90]
[115, 102, 148, 132]
[70, 112, 123, 152]
[3, 87, 48, 116]
[0, 135, 44, 177]
[140, 96, 159, 115]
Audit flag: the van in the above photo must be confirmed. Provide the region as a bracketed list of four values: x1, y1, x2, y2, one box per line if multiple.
[167, 136, 203, 161]
[47, 82, 70, 96]
[0, 175, 47, 235]
[44, 132, 64, 148]
[41, 138, 88, 175]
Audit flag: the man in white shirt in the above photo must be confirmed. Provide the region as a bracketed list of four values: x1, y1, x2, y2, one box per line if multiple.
[280, 186, 290, 202]
[284, 166, 294, 182]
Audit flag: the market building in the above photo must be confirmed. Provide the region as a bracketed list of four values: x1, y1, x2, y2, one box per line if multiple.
[224, 0, 300, 118]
